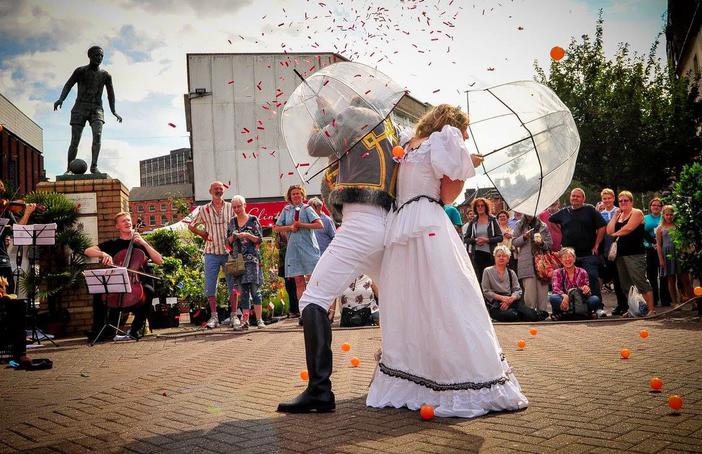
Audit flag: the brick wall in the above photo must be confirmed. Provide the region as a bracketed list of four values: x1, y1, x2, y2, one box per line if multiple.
[35, 178, 130, 336]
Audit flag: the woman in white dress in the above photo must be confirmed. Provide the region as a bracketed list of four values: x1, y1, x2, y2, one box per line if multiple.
[367, 104, 528, 418]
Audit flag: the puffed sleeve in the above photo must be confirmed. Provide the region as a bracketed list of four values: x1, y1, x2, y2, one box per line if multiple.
[397, 126, 414, 148]
[429, 124, 475, 181]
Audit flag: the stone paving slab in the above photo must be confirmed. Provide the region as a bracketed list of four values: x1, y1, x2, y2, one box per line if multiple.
[1, 309, 701, 453]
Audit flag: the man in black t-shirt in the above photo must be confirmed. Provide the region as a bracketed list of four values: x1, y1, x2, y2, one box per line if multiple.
[84, 211, 163, 340]
[549, 188, 606, 304]
[0, 180, 38, 294]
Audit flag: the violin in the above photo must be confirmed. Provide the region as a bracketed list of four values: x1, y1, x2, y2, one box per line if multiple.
[105, 232, 149, 309]
[0, 198, 46, 215]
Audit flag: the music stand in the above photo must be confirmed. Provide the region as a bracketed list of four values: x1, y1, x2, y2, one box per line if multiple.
[84, 267, 133, 346]
[12, 223, 58, 347]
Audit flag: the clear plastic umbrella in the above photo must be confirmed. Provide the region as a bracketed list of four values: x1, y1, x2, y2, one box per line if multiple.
[466, 80, 580, 216]
[281, 61, 406, 183]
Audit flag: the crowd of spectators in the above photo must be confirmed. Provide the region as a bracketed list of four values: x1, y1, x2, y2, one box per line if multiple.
[457, 187, 693, 322]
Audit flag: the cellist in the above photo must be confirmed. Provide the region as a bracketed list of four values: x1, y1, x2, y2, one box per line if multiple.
[84, 211, 163, 340]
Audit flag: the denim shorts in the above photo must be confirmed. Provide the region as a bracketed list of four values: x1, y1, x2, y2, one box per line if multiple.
[204, 253, 235, 296]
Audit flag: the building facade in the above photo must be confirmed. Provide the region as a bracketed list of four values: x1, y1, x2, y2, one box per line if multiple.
[139, 148, 193, 187]
[0, 93, 45, 194]
[128, 183, 193, 232]
[666, 0, 702, 81]
[185, 52, 429, 204]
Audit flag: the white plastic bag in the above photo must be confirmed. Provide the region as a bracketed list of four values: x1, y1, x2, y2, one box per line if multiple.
[627, 285, 648, 317]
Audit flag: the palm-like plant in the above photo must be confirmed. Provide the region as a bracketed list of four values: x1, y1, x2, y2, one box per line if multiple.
[19, 192, 91, 318]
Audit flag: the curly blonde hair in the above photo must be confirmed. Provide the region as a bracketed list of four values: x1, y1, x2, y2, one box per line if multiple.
[414, 104, 469, 139]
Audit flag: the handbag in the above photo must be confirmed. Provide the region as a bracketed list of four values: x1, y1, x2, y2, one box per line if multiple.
[225, 253, 246, 277]
[340, 306, 373, 327]
[608, 238, 619, 261]
[534, 250, 562, 282]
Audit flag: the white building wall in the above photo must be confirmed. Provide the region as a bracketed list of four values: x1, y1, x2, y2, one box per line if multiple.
[187, 53, 341, 202]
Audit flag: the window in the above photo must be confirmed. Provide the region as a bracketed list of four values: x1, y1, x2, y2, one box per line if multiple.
[161, 215, 169, 226]
[148, 205, 155, 212]
[137, 205, 144, 213]
[149, 215, 156, 226]
[160, 203, 167, 212]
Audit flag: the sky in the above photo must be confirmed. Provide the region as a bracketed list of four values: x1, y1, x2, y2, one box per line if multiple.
[0, 0, 668, 191]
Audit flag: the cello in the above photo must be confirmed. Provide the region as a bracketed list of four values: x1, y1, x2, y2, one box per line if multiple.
[105, 232, 149, 309]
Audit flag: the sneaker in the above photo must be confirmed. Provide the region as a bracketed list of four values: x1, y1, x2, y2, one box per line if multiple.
[257, 319, 266, 329]
[232, 317, 242, 331]
[221, 317, 231, 326]
[206, 315, 219, 329]
[596, 309, 608, 319]
[113, 334, 131, 342]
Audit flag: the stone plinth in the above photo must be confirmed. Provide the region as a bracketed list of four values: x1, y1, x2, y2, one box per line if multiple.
[35, 178, 130, 337]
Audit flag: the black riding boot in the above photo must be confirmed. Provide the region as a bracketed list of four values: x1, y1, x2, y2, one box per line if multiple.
[277, 304, 335, 413]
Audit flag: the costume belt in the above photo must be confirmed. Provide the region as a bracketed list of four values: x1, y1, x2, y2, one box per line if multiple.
[394, 195, 442, 213]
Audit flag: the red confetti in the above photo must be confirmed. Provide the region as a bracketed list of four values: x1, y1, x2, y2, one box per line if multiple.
[241, 128, 250, 133]
[287, 172, 294, 175]
[433, 89, 440, 93]
[324, 130, 331, 138]
[428, 233, 436, 237]
[168, 122, 176, 128]
[364, 90, 371, 95]
[242, 153, 247, 159]
[227, 80, 235, 85]
[246, 138, 253, 143]
[298, 163, 310, 167]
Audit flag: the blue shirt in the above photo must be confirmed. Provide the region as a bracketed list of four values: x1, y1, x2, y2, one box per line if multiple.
[444, 205, 463, 227]
[314, 213, 336, 255]
[643, 214, 661, 249]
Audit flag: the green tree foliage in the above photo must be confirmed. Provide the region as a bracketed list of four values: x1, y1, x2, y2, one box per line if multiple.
[666, 162, 702, 280]
[534, 12, 701, 193]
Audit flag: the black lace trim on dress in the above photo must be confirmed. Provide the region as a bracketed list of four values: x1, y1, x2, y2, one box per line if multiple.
[394, 194, 442, 212]
[378, 362, 510, 391]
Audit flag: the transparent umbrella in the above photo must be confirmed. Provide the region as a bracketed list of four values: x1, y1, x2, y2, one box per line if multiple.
[280, 61, 406, 183]
[466, 81, 580, 216]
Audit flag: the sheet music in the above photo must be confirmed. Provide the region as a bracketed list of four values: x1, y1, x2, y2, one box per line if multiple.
[83, 267, 132, 294]
[12, 223, 58, 246]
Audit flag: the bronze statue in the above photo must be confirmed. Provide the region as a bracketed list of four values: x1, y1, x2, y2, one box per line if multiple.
[54, 46, 122, 174]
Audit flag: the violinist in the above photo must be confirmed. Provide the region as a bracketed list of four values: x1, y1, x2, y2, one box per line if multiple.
[84, 211, 163, 340]
[0, 179, 38, 294]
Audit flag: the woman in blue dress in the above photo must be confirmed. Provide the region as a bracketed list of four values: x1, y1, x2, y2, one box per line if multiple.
[227, 195, 265, 329]
[273, 185, 323, 302]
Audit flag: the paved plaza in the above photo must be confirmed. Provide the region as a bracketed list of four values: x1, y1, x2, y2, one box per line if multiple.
[1, 306, 701, 453]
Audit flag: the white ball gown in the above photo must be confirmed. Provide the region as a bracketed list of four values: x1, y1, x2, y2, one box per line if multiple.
[366, 125, 528, 418]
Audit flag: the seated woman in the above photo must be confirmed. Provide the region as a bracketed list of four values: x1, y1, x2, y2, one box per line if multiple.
[549, 247, 602, 320]
[481, 245, 545, 322]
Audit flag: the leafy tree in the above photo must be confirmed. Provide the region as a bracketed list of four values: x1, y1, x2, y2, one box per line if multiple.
[665, 161, 702, 281]
[534, 12, 701, 194]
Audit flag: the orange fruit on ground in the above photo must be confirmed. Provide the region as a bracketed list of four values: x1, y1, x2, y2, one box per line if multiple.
[529, 328, 538, 336]
[640, 329, 649, 339]
[341, 342, 351, 352]
[694, 286, 702, 296]
[419, 404, 435, 420]
[620, 348, 631, 359]
[668, 395, 683, 411]
[300, 370, 309, 381]
[649, 377, 663, 391]
[392, 145, 405, 159]
[517, 339, 526, 349]
[550, 46, 565, 61]
[350, 357, 360, 367]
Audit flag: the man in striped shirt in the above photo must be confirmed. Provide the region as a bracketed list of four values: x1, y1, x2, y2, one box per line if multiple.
[189, 181, 235, 328]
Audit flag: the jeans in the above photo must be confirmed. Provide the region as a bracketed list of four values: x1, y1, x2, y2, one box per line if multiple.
[238, 282, 262, 309]
[646, 248, 671, 305]
[204, 253, 235, 297]
[549, 293, 601, 315]
[575, 255, 602, 300]
[471, 250, 494, 282]
[487, 298, 543, 322]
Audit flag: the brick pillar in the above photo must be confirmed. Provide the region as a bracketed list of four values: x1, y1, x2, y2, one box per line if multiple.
[35, 178, 130, 336]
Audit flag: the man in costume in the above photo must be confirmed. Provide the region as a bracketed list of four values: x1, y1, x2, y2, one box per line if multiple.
[84, 212, 162, 340]
[277, 105, 403, 413]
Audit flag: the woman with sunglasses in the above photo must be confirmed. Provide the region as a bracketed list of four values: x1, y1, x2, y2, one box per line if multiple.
[606, 191, 655, 316]
[464, 198, 503, 281]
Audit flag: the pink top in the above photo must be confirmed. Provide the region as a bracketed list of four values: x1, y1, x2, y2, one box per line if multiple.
[539, 209, 562, 251]
[551, 266, 589, 295]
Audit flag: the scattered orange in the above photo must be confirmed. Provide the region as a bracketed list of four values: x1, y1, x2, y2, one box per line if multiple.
[300, 370, 309, 381]
[419, 404, 435, 420]
[550, 46, 565, 61]
[620, 348, 631, 359]
[529, 328, 538, 336]
[694, 286, 702, 297]
[341, 342, 351, 352]
[392, 145, 405, 159]
[517, 339, 526, 349]
[639, 329, 649, 339]
[668, 395, 683, 411]
[649, 377, 663, 391]
[350, 357, 360, 367]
